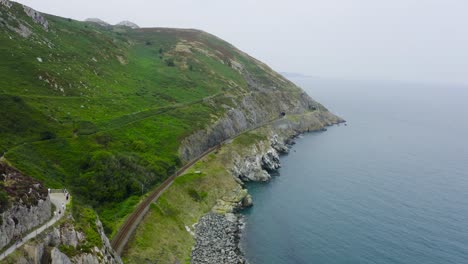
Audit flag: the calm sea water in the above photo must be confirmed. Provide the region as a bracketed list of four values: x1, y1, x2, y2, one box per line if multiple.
[241, 79, 468, 264]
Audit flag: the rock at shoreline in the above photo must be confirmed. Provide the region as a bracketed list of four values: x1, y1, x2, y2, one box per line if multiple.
[191, 213, 245, 264]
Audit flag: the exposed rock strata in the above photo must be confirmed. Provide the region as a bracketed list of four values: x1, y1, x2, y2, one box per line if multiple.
[0, 198, 51, 249]
[11, 218, 122, 264]
[212, 185, 252, 214]
[0, 0, 49, 38]
[179, 91, 329, 162]
[190, 108, 344, 263]
[0, 162, 51, 250]
[0, 0, 12, 8]
[22, 5, 48, 30]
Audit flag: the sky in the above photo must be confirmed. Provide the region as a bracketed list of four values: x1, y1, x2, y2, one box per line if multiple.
[15, 0, 468, 85]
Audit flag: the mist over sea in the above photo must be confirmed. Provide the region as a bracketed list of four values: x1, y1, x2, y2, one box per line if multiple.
[241, 78, 468, 264]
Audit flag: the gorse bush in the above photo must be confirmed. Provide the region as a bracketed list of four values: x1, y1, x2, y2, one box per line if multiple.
[40, 131, 56, 140]
[74, 151, 162, 206]
[165, 58, 175, 67]
[0, 189, 9, 214]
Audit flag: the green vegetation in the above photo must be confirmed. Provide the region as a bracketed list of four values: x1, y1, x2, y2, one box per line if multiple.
[0, 0, 308, 254]
[233, 131, 267, 147]
[71, 202, 103, 249]
[122, 149, 240, 264]
[0, 188, 8, 214]
[123, 130, 272, 263]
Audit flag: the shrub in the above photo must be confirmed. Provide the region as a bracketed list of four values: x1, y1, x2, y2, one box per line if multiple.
[0, 189, 9, 213]
[73, 151, 160, 205]
[75, 121, 98, 135]
[165, 58, 175, 67]
[95, 133, 113, 147]
[40, 131, 56, 140]
[187, 188, 206, 202]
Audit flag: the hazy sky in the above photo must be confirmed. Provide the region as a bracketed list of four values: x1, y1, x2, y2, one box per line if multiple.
[15, 0, 468, 84]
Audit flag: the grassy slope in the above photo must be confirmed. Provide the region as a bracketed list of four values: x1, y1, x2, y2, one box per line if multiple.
[0, 1, 304, 242]
[122, 133, 261, 264]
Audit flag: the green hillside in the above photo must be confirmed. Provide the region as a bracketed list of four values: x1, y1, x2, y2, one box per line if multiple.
[0, 1, 313, 236]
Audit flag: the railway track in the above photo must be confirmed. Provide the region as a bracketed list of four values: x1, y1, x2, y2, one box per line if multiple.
[111, 117, 281, 255]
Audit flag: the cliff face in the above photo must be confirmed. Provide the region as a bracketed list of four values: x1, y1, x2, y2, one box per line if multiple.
[180, 90, 343, 171]
[6, 217, 122, 264]
[0, 198, 51, 249]
[190, 110, 343, 263]
[179, 89, 329, 162]
[0, 162, 51, 250]
[232, 111, 343, 182]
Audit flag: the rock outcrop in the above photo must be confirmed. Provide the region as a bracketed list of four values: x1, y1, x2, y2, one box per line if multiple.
[51, 247, 71, 264]
[11, 218, 122, 264]
[190, 106, 344, 263]
[0, 0, 12, 8]
[0, 198, 51, 249]
[0, 162, 51, 250]
[22, 5, 48, 30]
[212, 186, 252, 214]
[179, 90, 328, 162]
[116, 20, 139, 29]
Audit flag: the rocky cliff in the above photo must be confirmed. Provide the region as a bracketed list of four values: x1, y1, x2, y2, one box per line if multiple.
[4, 216, 122, 264]
[190, 110, 344, 263]
[0, 162, 51, 250]
[179, 90, 328, 162]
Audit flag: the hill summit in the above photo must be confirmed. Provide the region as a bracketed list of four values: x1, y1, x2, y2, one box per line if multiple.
[116, 20, 139, 29]
[84, 17, 110, 27]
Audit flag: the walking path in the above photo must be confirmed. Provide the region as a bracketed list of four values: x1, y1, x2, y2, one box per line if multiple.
[0, 192, 70, 261]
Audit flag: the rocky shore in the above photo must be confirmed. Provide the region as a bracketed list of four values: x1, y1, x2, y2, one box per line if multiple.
[189, 112, 344, 264]
[191, 213, 245, 264]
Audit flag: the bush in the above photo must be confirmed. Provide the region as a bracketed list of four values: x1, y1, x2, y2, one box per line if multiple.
[187, 188, 207, 202]
[12, 96, 22, 103]
[40, 131, 56, 140]
[0, 189, 9, 213]
[95, 133, 113, 147]
[165, 58, 175, 67]
[74, 121, 98, 135]
[73, 151, 161, 205]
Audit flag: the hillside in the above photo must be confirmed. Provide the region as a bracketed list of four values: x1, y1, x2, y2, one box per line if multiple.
[0, 0, 342, 263]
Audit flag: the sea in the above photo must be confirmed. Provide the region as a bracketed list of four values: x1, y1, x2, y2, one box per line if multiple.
[241, 78, 468, 264]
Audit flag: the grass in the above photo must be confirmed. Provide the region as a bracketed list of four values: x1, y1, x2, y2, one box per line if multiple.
[233, 131, 268, 147]
[122, 130, 274, 263]
[0, 0, 312, 252]
[122, 149, 240, 264]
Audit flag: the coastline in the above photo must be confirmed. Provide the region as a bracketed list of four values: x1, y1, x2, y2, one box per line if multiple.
[190, 113, 345, 264]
